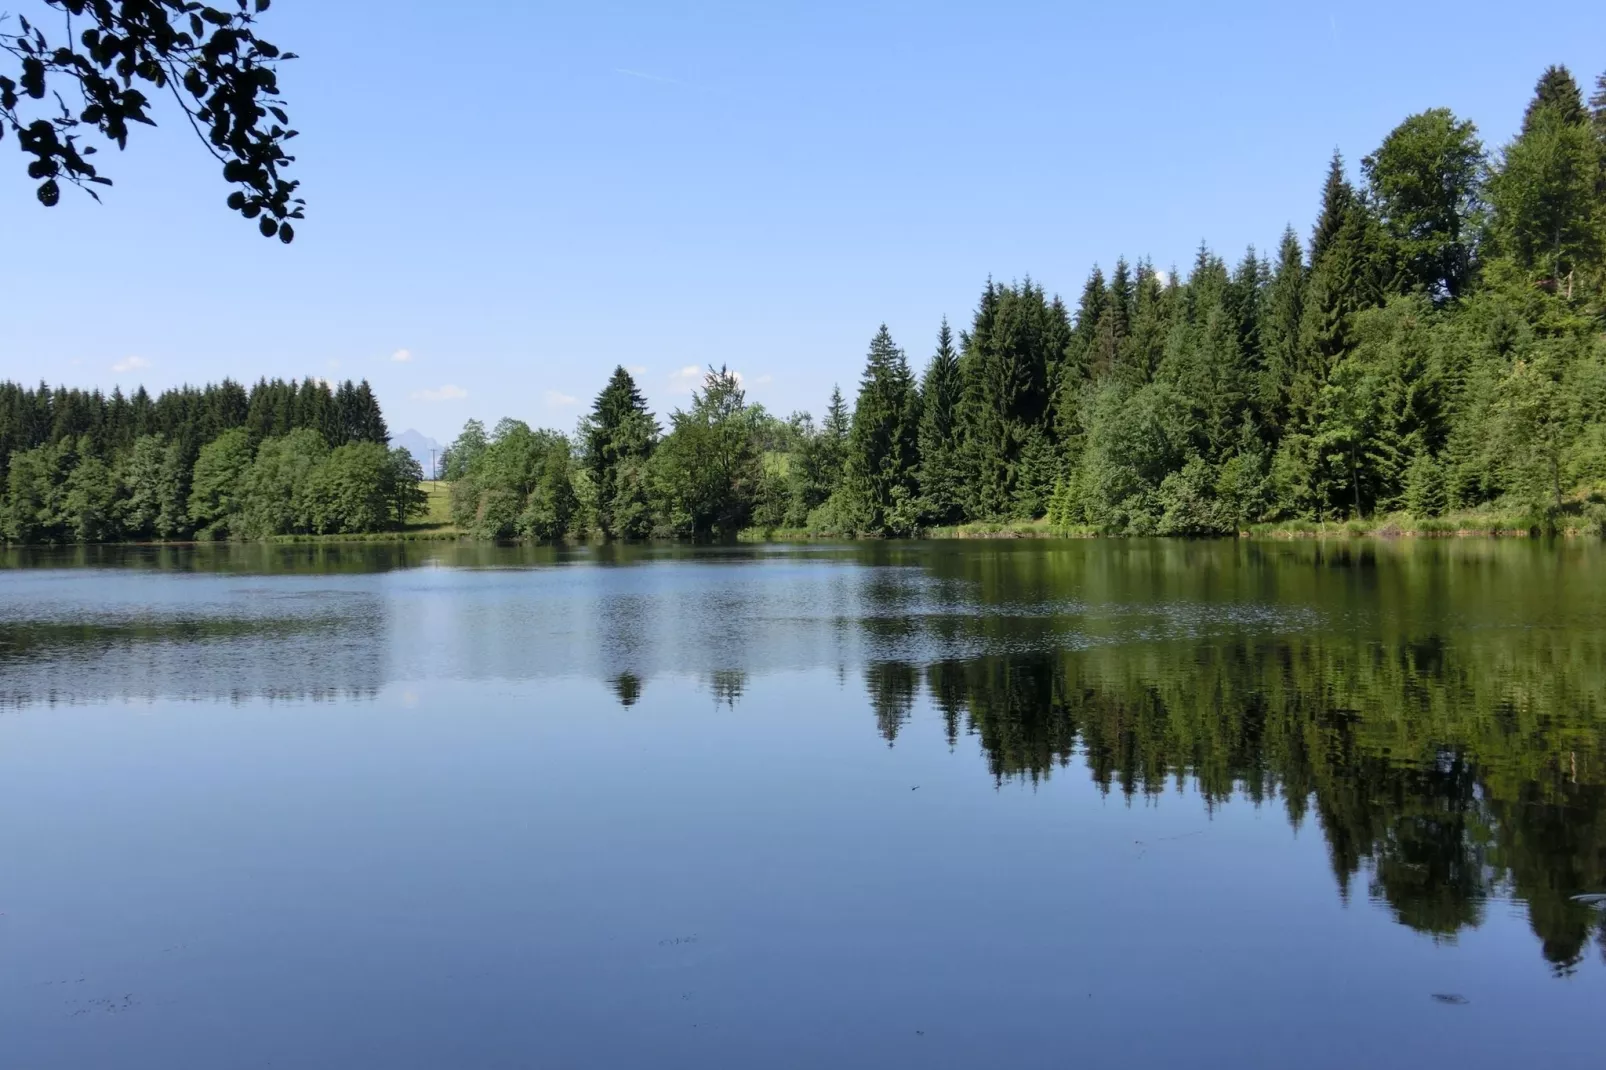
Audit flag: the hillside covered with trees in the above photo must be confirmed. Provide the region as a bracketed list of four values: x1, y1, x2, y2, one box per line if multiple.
[8, 65, 1606, 545]
[446, 64, 1606, 542]
[0, 377, 423, 542]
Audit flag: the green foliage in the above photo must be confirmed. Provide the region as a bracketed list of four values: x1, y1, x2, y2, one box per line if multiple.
[583, 367, 659, 539]
[0, 376, 412, 544]
[843, 325, 921, 534]
[441, 419, 488, 482]
[1, 0, 304, 237]
[115, 435, 186, 539]
[302, 442, 397, 535]
[1403, 452, 1447, 517]
[450, 420, 578, 541]
[1487, 99, 1603, 297]
[235, 428, 329, 538]
[386, 447, 428, 527]
[188, 427, 255, 537]
[917, 319, 965, 525]
[1363, 109, 1486, 300]
[13, 63, 1606, 544]
[648, 367, 761, 538]
[958, 280, 1071, 519]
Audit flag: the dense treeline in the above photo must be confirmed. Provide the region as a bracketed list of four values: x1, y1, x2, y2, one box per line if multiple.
[0, 377, 422, 542]
[448, 64, 1606, 540]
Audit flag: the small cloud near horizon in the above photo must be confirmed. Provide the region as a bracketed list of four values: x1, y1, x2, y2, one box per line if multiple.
[391, 349, 413, 363]
[670, 364, 743, 392]
[545, 390, 579, 407]
[412, 384, 469, 402]
[112, 355, 150, 373]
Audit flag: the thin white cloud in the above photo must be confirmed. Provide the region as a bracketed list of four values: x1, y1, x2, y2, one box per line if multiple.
[412, 384, 469, 402]
[626, 364, 647, 376]
[112, 355, 149, 373]
[670, 365, 744, 393]
[669, 365, 703, 393]
[391, 348, 414, 363]
[615, 67, 681, 85]
[545, 390, 579, 407]
[752, 374, 774, 386]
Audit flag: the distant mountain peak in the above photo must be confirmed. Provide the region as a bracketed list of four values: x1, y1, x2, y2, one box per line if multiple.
[393, 428, 443, 479]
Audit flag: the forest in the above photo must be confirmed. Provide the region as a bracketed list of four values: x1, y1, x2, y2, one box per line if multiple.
[6, 64, 1606, 544]
[0, 377, 423, 542]
[442, 64, 1606, 541]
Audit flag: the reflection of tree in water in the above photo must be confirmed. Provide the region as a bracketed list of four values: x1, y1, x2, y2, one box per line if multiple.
[864, 661, 918, 744]
[611, 672, 644, 708]
[914, 634, 1606, 973]
[708, 670, 748, 708]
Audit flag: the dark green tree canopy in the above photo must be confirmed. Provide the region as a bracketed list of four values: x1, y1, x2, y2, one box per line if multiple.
[1, 0, 302, 238]
[1362, 109, 1485, 301]
[583, 366, 659, 538]
[1523, 65, 1587, 132]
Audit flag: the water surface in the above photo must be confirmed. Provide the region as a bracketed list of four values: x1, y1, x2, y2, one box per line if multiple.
[3, 539, 1603, 1068]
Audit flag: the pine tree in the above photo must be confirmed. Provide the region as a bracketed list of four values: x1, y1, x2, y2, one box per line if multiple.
[917, 319, 965, 525]
[844, 326, 920, 534]
[1301, 158, 1385, 375]
[1489, 69, 1603, 296]
[584, 366, 659, 538]
[1311, 152, 1354, 266]
[1065, 268, 1106, 381]
[1117, 260, 1169, 387]
[1403, 452, 1447, 517]
[1523, 66, 1588, 132]
[957, 280, 1068, 518]
[1092, 259, 1133, 376]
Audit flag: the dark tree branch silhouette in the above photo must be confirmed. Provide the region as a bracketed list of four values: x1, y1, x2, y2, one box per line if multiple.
[0, 0, 303, 240]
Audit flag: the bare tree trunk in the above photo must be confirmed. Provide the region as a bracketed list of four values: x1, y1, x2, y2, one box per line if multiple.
[1351, 448, 1363, 519]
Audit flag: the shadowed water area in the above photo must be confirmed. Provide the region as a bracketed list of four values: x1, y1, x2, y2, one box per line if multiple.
[2, 539, 1603, 1068]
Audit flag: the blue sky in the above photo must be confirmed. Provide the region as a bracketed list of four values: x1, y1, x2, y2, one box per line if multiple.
[4, 1, 1603, 444]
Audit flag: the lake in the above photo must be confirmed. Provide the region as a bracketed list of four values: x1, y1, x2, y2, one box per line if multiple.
[2, 539, 1603, 1069]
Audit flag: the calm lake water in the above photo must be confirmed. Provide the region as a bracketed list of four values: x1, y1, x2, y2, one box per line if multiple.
[2, 539, 1604, 1068]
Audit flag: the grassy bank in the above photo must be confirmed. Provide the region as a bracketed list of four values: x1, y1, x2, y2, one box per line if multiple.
[738, 504, 1606, 542]
[264, 480, 463, 543]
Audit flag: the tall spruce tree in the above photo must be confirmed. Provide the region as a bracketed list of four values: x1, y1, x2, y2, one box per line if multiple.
[1118, 260, 1169, 387]
[584, 366, 659, 539]
[1489, 71, 1603, 296]
[1260, 227, 1307, 433]
[1065, 268, 1106, 381]
[957, 280, 1069, 518]
[1523, 66, 1588, 132]
[844, 326, 921, 534]
[917, 319, 965, 525]
[1301, 154, 1384, 373]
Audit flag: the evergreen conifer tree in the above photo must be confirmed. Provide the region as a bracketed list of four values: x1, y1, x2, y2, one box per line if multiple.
[1489, 71, 1603, 296]
[917, 319, 965, 525]
[584, 366, 659, 538]
[1117, 260, 1169, 387]
[1523, 66, 1588, 132]
[844, 326, 921, 534]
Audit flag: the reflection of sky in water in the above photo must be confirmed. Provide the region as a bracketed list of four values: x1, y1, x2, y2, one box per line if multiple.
[0, 556, 1326, 703]
[2, 543, 1605, 1068]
